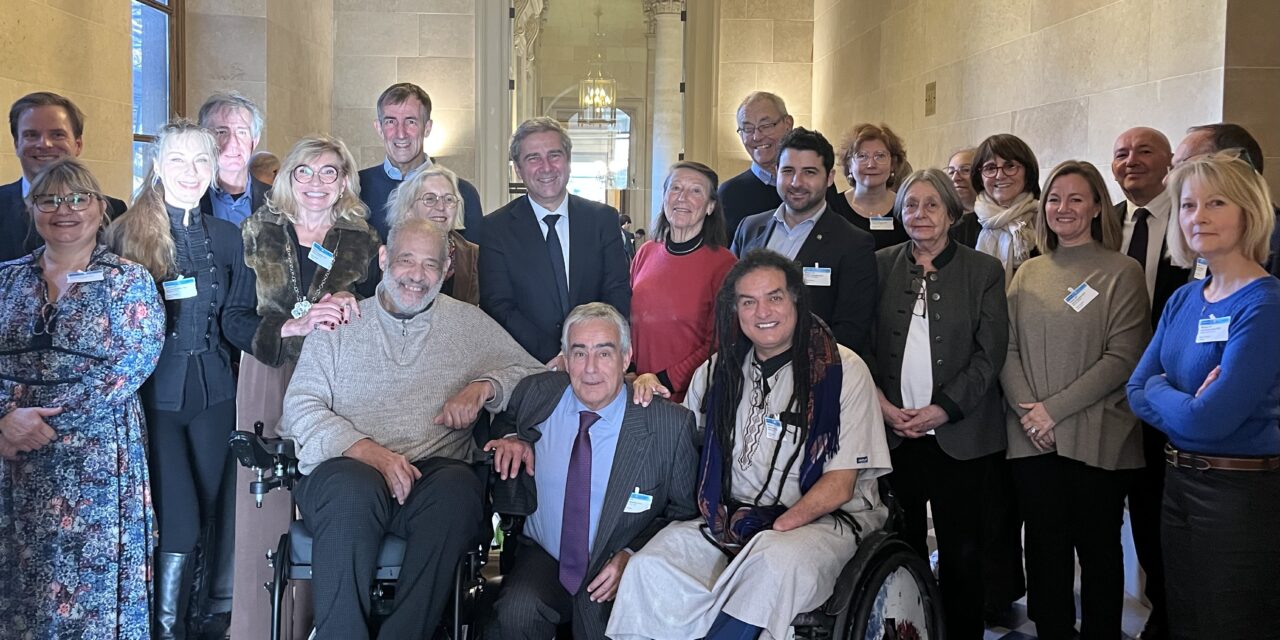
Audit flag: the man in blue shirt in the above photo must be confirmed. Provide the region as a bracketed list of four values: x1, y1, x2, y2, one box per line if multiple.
[486, 303, 698, 640]
[197, 92, 270, 226]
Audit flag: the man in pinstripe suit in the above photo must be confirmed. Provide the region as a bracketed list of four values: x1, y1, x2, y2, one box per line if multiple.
[485, 303, 699, 639]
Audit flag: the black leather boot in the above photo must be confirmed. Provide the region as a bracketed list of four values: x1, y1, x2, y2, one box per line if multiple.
[155, 551, 194, 640]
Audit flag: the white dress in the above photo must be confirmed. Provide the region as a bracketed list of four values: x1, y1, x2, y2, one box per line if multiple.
[606, 345, 892, 640]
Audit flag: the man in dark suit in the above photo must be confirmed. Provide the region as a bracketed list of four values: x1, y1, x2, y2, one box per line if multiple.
[718, 91, 793, 238]
[731, 127, 878, 357]
[357, 83, 483, 244]
[1, 92, 127, 262]
[619, 214, 637, 261]
[481, 117, 632, 363]
[196, 92, 271, 226]
[486, 302, 698, 640]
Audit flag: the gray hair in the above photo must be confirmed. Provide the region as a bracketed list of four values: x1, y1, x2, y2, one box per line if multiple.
[894, 168, 964, 224]
[509, 116, 572, 165]
[736, 91, 789, 124]
[386, 164, 466, 230]
[197, 91, 264, 140]
[386, 217, 449, 264]
[560, 302, 631, 356]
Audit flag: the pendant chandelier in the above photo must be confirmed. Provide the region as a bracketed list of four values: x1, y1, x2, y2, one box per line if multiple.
[578, 6, 616, 125]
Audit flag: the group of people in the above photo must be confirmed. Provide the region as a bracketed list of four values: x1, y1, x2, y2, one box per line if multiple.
[0, 82, 1275, 640]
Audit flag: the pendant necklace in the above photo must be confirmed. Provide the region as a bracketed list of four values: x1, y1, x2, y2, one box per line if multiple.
[284, 229, 339, 319]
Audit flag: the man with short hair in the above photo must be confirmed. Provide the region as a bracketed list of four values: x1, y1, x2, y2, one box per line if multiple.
[358, 83, 483, 244]
[480, 117, 631, 363]
[606, 250, 892, 640]
[1, 91, 127, 261]
[249, 151, 279, 185]
[485, 302, 698, 639]
[197, 91, 270, 226]
[731, 127, 878, 356]
[281, 218, 543, 638]
[718, 92, 794, 237]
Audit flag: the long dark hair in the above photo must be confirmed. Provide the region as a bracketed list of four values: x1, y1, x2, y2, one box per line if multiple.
[653, 161, 726, 248]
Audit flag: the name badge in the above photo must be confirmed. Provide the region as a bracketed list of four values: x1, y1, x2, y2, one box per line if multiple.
[1196, 315, 1230, 343]
[765, 415, 784, 441]
[624, 487, 653, 514]
[308, 242, 335, 270]
[803, 264, 832, 287]
[1064, 282, 1098, 312]
[66, 270, 104, 284]
[869, 216, 895, 231]
[1193, 257, 1209, 280]
[162, 276, 197, 300]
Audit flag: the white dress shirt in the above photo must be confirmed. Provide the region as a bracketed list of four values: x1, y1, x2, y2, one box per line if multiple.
[529, 194, 572, 278]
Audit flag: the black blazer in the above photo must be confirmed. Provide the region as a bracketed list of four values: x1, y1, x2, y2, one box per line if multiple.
[199, 177, 270, 222]
[1114, 201, 1192, 329]
[480, 195, 632, 362]
[491, 372, 698, 638]
[730, 207, 879, 357]
[872, 241, 1009, 460]
[0, 178, 127, 262]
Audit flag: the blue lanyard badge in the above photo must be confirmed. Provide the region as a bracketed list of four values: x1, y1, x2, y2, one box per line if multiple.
[869, 216, 895, 231]
[162, 276, 198, 300]
[65, 270, 104, 284]
[308, 242, 335, 270]
[1195, 315, 1230, 343]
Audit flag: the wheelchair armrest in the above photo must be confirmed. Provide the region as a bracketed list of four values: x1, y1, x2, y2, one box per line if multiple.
[228, 425, 302, 506]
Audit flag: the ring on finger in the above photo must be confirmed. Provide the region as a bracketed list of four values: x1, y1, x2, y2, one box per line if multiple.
[1029, 428, 1038, 436]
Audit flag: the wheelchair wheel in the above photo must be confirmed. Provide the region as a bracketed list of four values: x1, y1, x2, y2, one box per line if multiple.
[842, 543, 944, 640]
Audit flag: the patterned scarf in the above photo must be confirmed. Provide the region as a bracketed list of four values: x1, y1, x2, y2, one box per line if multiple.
[974, 191, 1038, 283]
[697, 319, 844, 551]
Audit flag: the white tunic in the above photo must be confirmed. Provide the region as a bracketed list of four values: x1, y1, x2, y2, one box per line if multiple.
[606, 345, 892, 640]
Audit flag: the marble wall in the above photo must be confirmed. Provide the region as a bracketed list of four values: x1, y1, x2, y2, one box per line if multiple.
[329, 0, 478, 180]
[1224, 0, 1280, 195]
[0, 0, 133, 198]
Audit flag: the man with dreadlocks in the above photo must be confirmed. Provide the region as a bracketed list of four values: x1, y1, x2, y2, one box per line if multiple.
[606, 249, 892, 640]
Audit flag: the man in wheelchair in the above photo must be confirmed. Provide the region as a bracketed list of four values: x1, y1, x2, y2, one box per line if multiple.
[484, 302, 699, 639]
[278, 219, 543, 639]
[606, 249, 893, 640]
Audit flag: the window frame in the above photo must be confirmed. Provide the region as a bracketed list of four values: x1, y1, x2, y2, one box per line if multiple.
[131, 0, 185, 150]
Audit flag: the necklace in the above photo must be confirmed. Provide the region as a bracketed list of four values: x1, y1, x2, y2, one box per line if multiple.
[283, 228, 340, 319]
[665, 232, 705, 256]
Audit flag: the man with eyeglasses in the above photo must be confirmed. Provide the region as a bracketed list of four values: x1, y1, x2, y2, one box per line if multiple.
[1, 92, 127, 262]
[718, 92, 796, 238]
[359, 83, 484, 244]
[197, 92, 271, 226]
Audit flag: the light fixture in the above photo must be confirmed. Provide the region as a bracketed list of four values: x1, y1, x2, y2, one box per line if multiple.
[578, 6, 616, 125]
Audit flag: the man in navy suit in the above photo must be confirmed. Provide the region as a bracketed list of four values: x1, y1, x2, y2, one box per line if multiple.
[730, 127, 877, 357]
[196, 92, 271, 226]
[480, 117, 631, 363]
[1, 92, 127, 262]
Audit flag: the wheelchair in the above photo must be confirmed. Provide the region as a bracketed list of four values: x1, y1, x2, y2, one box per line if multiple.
[228, 423, 489, 640]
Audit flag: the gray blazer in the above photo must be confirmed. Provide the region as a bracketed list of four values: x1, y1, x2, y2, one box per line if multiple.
[871, 241, 1010, 460]
[491, 371, 699, 636]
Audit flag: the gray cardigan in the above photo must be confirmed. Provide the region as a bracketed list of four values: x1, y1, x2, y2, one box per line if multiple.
[871, 240, 1010, 460]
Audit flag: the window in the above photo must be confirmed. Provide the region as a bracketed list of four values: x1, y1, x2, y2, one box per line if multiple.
[131, 0, 184, 191]
[564, 110, 631, 205]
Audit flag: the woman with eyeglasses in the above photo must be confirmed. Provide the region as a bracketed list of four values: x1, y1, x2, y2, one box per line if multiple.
[945, 148, 982, 248]
[234, 134, 379, 634]
[0, 158, 164, 639]
[826, 123, 912, 250]
[385, 164, 478, 304]
[106, 120, 260, 637]
[869, 169, 1009, 639]
[1002, 161, 1150, 640]
[970, 134, 1041, 283]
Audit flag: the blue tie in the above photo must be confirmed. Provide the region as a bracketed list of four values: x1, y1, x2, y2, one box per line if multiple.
[542, 214, 571, 316]
[559, 410, 600, 593]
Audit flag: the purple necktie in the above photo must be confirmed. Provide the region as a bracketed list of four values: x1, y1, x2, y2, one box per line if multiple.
[559, 410, 600, 593]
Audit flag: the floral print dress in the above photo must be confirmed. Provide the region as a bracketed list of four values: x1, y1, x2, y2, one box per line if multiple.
[0, 245, 164, 640]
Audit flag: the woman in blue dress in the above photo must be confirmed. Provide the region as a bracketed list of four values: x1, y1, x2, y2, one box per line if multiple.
[0, 158, 165, 639]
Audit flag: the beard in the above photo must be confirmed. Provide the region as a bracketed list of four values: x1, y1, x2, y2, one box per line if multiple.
[379, 273, 444, 317]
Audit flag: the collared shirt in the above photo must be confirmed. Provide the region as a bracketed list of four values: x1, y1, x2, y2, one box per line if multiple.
[529, 194, 572, 277]
[20, 176, 31, 197]
[749, 162, 776, 187]
[765, 203, 825, 260]
[208, 176, 254, 226]
[523, 384, 627, 560]
[382, 156, 432, 181]
[1120, 190, 1172, 301]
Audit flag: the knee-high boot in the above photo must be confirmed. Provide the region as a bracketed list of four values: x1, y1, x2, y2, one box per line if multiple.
[155, 551, 194, 640]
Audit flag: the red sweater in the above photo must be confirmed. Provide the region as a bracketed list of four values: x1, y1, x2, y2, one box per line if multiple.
[629, 241, 737, 402]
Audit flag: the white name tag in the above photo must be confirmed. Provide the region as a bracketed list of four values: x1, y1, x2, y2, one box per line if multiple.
[803, 265, 832, 287]
[624, 488, 653, 514]
[162, 276, 197, 300]
[765, 415, 784, 441]
[66, 270, 104, 284]
[1196, 315, 1230, 343]
[308, 242, 335, 270]
[869, 216, 895, 231]
[1193, 257, 1209, 280]
[1064, 282, 1098, 312]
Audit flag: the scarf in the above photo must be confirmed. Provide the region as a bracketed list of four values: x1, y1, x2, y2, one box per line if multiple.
[697, 319, 844, 551]
[974, 191, 1038, 282]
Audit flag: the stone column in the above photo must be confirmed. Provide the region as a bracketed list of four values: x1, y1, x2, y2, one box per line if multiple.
[646, 0, 685, 229]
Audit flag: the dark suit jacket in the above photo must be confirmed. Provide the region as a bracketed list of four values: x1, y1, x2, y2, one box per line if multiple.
[622, 228, 636, 261]
[480, 195, 632, 362]
[873, 241, 1009, 460]
[1114, 201, 1192, 329]
[730, 206, 879, 356]
[198, 177, 270, 224]
[491, 372, 698, 638]
[0, 178, 127, 262]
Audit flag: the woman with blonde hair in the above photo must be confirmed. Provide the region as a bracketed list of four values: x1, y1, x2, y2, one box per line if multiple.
[828, 122, 912, 250]
[385, 164, 479, 304]
[1127, 151, 1280, 639]
[107, 119, 260, 638]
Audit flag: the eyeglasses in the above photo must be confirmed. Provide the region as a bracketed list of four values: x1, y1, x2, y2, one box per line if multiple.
[415, 193, 460, 209]
[909, 277, 928, 319]
[736, 119, 780, 137]
[32, 192, 100, 213]
[943, 165, 972, 178]
[980, 162, 1022, 178]
[292, 165, 342, 184]
[854, 151, 891, 165]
